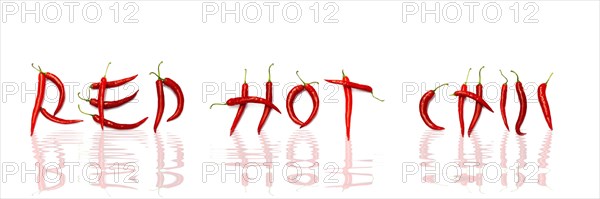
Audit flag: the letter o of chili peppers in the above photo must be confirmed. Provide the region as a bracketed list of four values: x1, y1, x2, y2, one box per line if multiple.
[149, 61, 186, 133]
[286, 71, 320, 128]
[258, 64, 274, 134]
[467, 66, 485, 137]
[419, 83, 448, 130]
[511, 70, 527, 136]
[458, 68, 471, 137]
[499, 70, 510, 131]
[538, 73, 554, 130]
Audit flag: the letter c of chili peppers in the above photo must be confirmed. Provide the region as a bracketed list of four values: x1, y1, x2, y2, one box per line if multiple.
[326, 70, 384, 140]
[419, 83, 448, 130]
[467, 66, 485, 136]
[538, 72, 554, 130]
[286, 71, 320, 128]
[499, 70, 510, 131]
[78, 105, 148, 129]
[258, 64, 274, 134]
[30, 64, 69, 135]
[511, 70, 527, 136]
[149, 61, 185, 133]
[458, 68, 471, 137]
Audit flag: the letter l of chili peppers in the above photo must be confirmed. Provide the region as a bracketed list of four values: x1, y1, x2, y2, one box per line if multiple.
[419, 83, 449, 130]
[458, 68, 471, 137]
[500, 70, 510, 131]
[258, 64, 274, 134]
[511, 70, 527, 136]
[467, 66, 485, 137]
[538, 72, 554, 130]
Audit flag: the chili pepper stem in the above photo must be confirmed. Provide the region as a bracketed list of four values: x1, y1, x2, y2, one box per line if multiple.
[158, 61, 163, 77]
[243, 68, 247, 84]
[103, 62, 111, 77]
[77, 104, 94, 117]
[545, 72, 554, 84]
[510, 70, 520, 82]
[150, 61, 165, 80]
[31, 63, 44, 73]
[500, 70, 508, 84]
[478, 66, 485, 84]
[464, 68, 472, 84]
[342, 70, 346, 77]
[77, 92, 90, 102]
[210, 103, 227, 109]
[371, 93, 385, 102]
[433, 83, 449, 92]
[267, 63, 274, 82]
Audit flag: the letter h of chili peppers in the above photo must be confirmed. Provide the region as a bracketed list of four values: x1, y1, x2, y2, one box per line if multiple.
[325, 70, 384, 140]
[150, 61, 185, 133]
[286, 71, 320, 128]
[30, 64, 82, 136]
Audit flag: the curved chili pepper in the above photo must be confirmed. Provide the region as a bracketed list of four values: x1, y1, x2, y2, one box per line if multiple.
[149, 61, 186, 133]
[258, 64, 274, 134]
[499, 70, 510, 131]
[511, 70, 527, 136]
[41, 108, 82, 124]
[538, 73, 554, 130]
[452, 91, 494, 112]
[458, 68, 471, 137]
[43, 72, 65, 116]
[324, 79, 384, 102]
[230, 69, 248, 135]
[90, 74, 138, 89]
[419, 83, 448, 130]
[97, 62, 111, 130]
[211, 97, 281, 113]
[343, 73, 353, 140]
[467, 66, 485, 136]
[30, 64, 46, 136]
[78, 105, 147, 129]
[286, 71, 320, 128]
[78, 89, 139, 109]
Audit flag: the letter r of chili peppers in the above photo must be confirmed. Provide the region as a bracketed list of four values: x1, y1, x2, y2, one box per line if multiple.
[325, 70, 384, 140]
[286, 71, 320, 128]
[538, 72, 554, 130]
[150, 61, 185, 133]
[419, 83, 448, 130]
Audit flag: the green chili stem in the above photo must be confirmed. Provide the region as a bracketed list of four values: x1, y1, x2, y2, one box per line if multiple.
[510, 70, 520, 82]
[210, 103, 227, 109]
[103, 62, 111, 77]
[464, 68, 472, 84]
[77, 104, 94, 117]
[478, 66, 485, 84]
[433, 83, 449, 92]
[267, 63, 274, 82]
[500, 70, 508, 84]
[545, 72, 554, 84]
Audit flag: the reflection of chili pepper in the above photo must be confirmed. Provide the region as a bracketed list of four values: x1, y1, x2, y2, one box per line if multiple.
[78, 105, 148, 129]
[419, 83, 448, 130]
[511, 70, 527, 136]
[31, 64, 46, 136]
[90, 74, 138, 89]
[458, 68, 471, 137]
[452, 91, 494, 112]
[499, 70, 510, 131]
[149, 61, 185, 133]
[78, 89, 138, 109]
[286, 71, 320, 128]
[97, 62, 111, 130]
[41, 108, 82, 124]
[211, 97, 281, 113]
[467, 66, 485, 136]
[258, 64, 274, 134]
[230, 69, 248, 135]
[538, 73, 554, 130]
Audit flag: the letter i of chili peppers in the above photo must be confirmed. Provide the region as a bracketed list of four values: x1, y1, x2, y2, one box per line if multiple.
[78, 105, 148, 129]
[419, 83, 449, 130]
[467, 66, 485, 137]
[286, 71, 320, 128]
[499, 70, 510, 131]
[458, 68, 471, 137]
[258, 64, 274, 134]
[511, 70, 527, 136]
[97, 62, 111, 130]
[149, 61, 185, 133]
[538, 72, 554, 130]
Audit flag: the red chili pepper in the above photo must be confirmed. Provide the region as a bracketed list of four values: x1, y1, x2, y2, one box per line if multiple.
[538, 73, 554, 130]
[419, 83, 448, 130]
[78, 105, 147, 129]
[499, 70, 510, 131]
[228, 69, 249, 135]
[30, 64, 46, 136]
[78, 89, 139, 109]
[458, 68, 471, 137]
[211, 97, 281, 113]
[97, 62, 111, 130]
[467, 66, 485, 136]
[257, 64, 274, 134]
[149, 61, 186, 133]
[90, 74, 138, 89]
[324, 80, 384, 102]
[286, 71, 320, 128]
[43, 72, 65, 116]
[511, 70, 527, 136]
[41, 108, 82, 124]
[452, 91, 494, 113]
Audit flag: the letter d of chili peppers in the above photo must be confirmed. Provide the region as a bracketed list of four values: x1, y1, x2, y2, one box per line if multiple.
[538, 72, 554, 130]
[419, 83, 448, 130]
[258, 64, 274, 134]
[150, 61, 185, 133]
[286, 71, 320, 128]
[511, 70, 527, 136]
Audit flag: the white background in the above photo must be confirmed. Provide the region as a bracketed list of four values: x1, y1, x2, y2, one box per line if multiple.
[1, 0, 599, 198]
